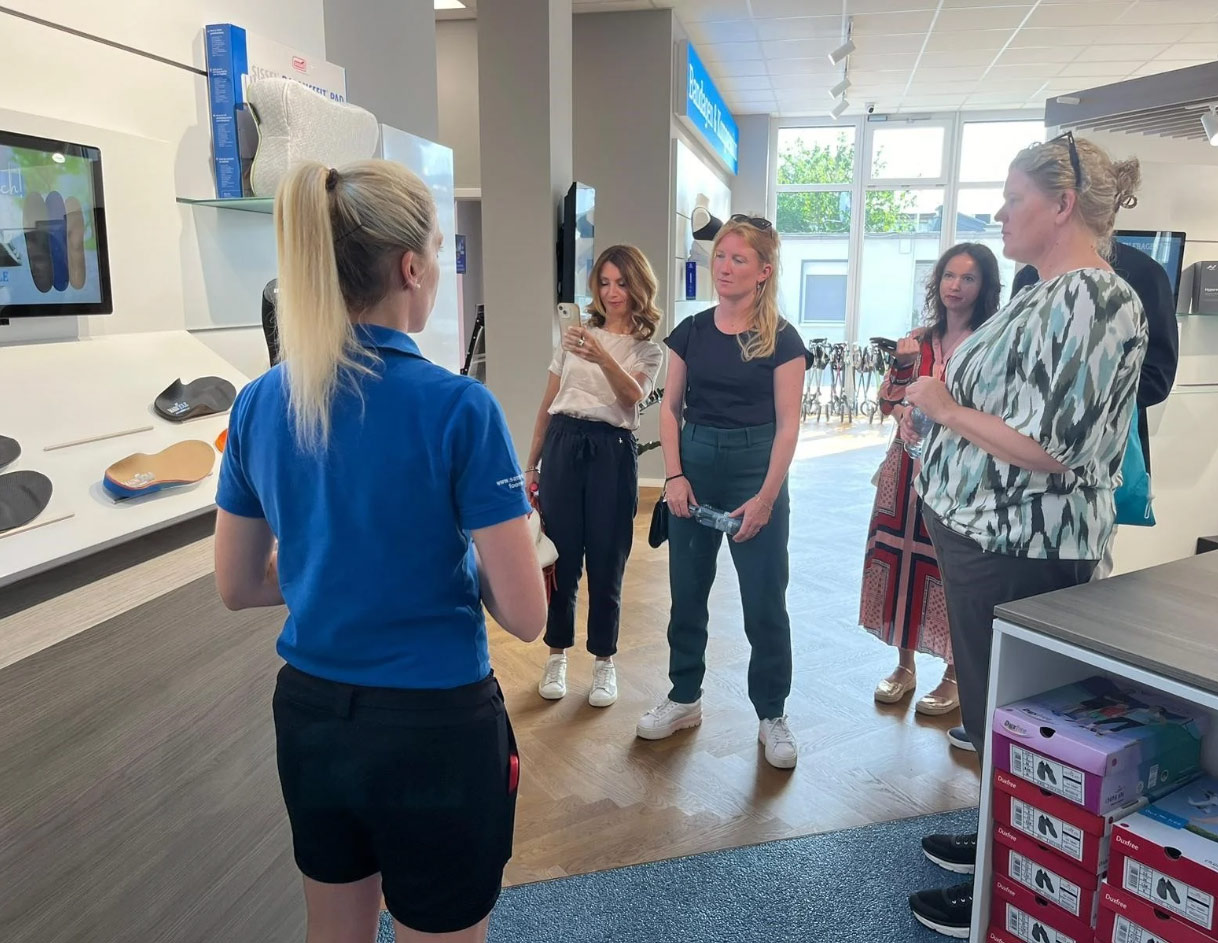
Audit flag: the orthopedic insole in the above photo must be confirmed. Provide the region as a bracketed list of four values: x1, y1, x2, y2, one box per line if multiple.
[0, 435, 19, 471]
[154, 377, 238, 422]
[23, 191, 53, 293]
[103, 440, 215, 500]
[65, 196, 86, 289]
[0, 470, 53, 533]
[43, 190, 69, 291]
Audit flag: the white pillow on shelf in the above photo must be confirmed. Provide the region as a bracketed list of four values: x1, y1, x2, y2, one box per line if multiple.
[246, 78, 380, 197]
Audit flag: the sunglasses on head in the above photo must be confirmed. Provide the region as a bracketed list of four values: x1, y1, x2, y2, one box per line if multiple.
[729, 213, 774, 231]
[1047, 130, 1082, 189]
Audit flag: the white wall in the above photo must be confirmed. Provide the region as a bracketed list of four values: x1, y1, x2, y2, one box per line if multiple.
[0, 2, 327, 367]
[437, 20, 481, 191]
[732, 113, 770, 219]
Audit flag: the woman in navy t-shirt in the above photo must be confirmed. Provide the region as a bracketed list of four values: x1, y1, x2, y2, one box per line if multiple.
[213, 160, 546, 943]
[635, 214, 806, 769]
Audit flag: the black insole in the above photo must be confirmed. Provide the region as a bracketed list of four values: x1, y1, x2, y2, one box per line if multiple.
[0, 435, 19, 471]
[154, 376, 238, 422]
[0, 470, 53, 532]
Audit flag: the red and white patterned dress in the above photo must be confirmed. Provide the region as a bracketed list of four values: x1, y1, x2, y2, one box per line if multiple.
[859, 332, 953, 663]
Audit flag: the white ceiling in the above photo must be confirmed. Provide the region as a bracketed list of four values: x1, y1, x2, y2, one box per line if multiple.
[438, 0, 1218, 118]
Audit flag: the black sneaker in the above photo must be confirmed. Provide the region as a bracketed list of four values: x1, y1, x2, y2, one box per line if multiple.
[1035, 869, 1055, 894]
[1038, 814, 1059, 839]
[946, 726, 976, 752]
[1158, 877, 1181, 904]
[1032, 924, 1051, 943]
[909, 881, 973, 938]
[921, 832, 977, 874]
[1037, 760, 1057, 785]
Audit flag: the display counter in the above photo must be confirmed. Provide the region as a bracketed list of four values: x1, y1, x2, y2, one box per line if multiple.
[972, 551, 1218, 940]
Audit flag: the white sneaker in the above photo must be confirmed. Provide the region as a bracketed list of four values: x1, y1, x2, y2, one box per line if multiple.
[759, 716, 798, 769]
[538, 653, 567, 700]
[588, 660, 618, 708]
[636, 698, 702, 740]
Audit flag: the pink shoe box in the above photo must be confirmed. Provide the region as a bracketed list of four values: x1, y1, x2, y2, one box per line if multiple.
[1109, 776, 1218, 940]
[1097, 882, 1217, 943]
[993, 677, 1207, 815]
[992, 874, 1096, 943]
[995, 768, 1147, 874]
[994, 822, 1103, 926]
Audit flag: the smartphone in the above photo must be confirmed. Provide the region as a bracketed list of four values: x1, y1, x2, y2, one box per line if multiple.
[556, 302, 581, 336]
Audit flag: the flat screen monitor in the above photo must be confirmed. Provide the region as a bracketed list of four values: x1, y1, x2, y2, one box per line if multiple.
[557, 182, 595, 309]
[1113, 230, 1186, 309]
[0, 129, 112, 318]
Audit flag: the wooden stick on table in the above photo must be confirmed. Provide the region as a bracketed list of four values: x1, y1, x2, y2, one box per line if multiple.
[43, 426, 154, 452]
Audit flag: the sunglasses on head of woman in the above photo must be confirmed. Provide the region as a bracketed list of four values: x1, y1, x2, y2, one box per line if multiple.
[729, 213, 774, 231]
[1047, 130, 1082, 189]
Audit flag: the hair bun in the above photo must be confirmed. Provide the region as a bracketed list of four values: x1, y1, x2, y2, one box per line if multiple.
[1111, 157, 1141, 212]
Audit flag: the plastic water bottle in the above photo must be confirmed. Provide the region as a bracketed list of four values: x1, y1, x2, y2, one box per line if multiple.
[689, 505, 742, 536]
[903, 407, 936, 460]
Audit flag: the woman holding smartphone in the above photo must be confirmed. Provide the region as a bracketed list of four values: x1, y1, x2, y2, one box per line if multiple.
[524, 244, 664, 708]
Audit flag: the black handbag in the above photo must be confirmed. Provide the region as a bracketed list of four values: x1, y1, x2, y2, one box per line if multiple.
[648, 490, 669, 548]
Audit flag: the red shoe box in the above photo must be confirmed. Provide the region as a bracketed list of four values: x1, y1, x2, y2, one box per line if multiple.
[994, 769, 1146, 874]
[987, 928, 1024, 943]
[992, 874, 1096, 943]
[1097, 883, 1218, 943]
[1110, 817, 1218, 939]
[994, 822, 1102, 925]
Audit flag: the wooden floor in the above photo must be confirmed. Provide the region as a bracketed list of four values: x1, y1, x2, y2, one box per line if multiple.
[493, 421, 979, 886]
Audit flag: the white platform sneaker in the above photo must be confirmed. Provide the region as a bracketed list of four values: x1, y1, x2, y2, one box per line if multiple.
[636, 698, 702, 739]
[759, 716, 798, 769]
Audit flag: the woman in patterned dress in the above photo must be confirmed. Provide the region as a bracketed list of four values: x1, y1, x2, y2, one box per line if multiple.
[860, 243, 1001, 715]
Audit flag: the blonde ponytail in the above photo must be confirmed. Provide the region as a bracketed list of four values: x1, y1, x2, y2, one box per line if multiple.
[274, 160, 437, 452]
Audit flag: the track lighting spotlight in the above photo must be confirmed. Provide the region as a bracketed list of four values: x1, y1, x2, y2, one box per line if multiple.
[830, 98, 849, 120]
[1202, 108, 1218, 146]
[828, 39, 855, 66]
[829, 77, 850, 99]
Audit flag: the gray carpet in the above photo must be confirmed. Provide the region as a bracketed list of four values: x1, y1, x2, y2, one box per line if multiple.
[375, 807, 976, 942]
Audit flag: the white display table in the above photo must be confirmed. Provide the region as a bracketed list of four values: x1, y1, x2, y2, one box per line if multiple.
[0, 330, 249, 588]
[972, 552, 1218, 940]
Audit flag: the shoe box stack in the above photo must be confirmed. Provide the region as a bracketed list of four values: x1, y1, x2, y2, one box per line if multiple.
[1099, 774, 1218, 943]
[984, 677, 1208, 943]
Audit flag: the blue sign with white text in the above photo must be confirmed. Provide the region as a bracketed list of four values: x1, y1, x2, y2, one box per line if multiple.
[682, 42, 738, 175]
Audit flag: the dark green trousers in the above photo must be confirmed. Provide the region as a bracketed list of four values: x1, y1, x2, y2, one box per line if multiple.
[667, 422, 792, 720]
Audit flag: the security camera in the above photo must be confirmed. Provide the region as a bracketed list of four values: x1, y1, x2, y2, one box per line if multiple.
[866, 102, 876, 115]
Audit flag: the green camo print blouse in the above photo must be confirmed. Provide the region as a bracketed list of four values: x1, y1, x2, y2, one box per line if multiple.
[916, 267, 1147, 560]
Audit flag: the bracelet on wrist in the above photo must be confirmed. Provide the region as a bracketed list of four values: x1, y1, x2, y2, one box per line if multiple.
[665, 473, 685, 483]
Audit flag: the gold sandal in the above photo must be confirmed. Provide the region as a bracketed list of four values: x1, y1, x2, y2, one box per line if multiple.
[916, 676, 960, 716]
[874, 665, 917, 704]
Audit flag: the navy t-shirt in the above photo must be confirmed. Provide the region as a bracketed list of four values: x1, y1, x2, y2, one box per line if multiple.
[216, 324, 531, 690]
[665, 308, 807, 428]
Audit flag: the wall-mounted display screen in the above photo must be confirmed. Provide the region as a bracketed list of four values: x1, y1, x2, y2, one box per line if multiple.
[558, 182, 595, 310]
[0, 129, 112, 318]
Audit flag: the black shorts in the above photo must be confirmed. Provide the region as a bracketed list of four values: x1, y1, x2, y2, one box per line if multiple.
[272, 664, 519, 933]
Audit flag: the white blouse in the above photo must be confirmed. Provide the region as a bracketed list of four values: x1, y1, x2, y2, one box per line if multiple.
[547, 327, 664, 431]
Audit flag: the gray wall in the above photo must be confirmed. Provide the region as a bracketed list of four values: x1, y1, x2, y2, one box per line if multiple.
[733, 113, 771, 219]
[323, 0, 438, 140]
[437, 19, 481, 189]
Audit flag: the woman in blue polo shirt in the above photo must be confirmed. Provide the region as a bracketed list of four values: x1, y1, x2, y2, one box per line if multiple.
[213, 160, 547, 943]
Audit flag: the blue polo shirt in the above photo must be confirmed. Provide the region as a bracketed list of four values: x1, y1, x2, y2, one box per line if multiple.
[216, 324, 531, 689]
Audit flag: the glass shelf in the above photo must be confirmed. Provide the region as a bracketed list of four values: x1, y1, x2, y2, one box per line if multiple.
[177, 196, 273, 214]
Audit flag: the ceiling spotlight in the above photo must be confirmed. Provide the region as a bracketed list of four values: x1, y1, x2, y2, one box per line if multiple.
[829, 77, 850, 99]
[1203, 108, 1218, 146]
[830, 98, 849, 120]
[828, 39, 855, 66]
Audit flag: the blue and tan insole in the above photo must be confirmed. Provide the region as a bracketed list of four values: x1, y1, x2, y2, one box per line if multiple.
[154, 377, 238, 422]
[21, 190, 85, 293]
[0, 470, 53, 533]
[0, 435, 19, 472]
[103, 440, 215, 500]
